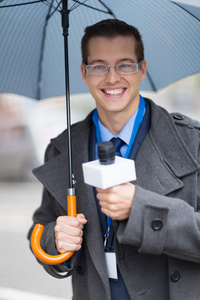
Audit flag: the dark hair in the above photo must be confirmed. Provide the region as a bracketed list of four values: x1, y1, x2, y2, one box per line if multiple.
[81, 19, 144, 64]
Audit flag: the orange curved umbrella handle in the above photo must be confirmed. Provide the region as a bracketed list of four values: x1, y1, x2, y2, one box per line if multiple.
[31, 193, 77, 265]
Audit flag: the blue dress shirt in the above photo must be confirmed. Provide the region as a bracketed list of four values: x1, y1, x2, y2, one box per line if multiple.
[89, 98, 151, 300]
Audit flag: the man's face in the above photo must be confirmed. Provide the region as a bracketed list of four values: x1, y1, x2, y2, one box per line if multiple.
[81, 35, 146, 124]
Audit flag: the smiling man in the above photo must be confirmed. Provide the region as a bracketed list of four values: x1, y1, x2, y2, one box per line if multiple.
[81, 35, 146, 136]
[28, 19, 200, 300]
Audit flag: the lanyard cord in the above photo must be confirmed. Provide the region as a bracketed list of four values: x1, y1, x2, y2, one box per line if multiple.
[92, 95, 145, 152]
[104, 216, 112, 249]
[92, 95, 146, 249]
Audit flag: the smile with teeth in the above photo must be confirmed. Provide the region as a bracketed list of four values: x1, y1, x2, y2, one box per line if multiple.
[102, 88, 126, 95]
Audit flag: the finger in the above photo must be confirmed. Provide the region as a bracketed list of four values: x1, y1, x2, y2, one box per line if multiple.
[96, 187, 112, 195]
[97, 191, 117, 207]
[76, 213, 86, 219]
[55, 223, 83, 237]
[101, 206, 130, 220]
[56, 216, 80, 227]
[55, 226, 84, 253]
[56, 236, 83, 253]
[56, 216, 86, 232]
[56, 230, 83, 244]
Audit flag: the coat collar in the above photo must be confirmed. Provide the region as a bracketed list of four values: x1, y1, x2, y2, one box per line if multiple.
[33, 110, 94, 208]
[148, 99, 199, 177]
[134, 99, 200, 195]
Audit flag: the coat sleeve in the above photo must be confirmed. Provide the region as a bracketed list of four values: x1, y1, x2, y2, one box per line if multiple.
[117, 173, 200, 264]
[27, 142, 80, 278]
[117, 117, 200, 264]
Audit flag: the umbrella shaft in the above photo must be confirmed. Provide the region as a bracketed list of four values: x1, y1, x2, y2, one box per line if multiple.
[62, 0, 68, 11]
[64, 34, 73, 188]
[61, 2, 74, 189]
[62, 2, 69, 37]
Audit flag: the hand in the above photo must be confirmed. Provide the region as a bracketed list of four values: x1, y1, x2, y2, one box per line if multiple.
[96, 182, 135, 220]
[55, 213, 87, 253]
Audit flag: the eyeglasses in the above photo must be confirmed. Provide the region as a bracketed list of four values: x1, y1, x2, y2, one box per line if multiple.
[84, 61, 143, 76]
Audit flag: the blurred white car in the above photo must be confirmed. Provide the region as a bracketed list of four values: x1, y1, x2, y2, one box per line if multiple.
[0, 93, 95, 181]
[0, 95, 66, 181]
[0, 121, 39, 181]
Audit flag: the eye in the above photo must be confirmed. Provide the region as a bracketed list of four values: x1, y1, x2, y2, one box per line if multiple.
[92, 65, 106, 70]
[116, 63, 137, 74]
[118, 63, 132, 69]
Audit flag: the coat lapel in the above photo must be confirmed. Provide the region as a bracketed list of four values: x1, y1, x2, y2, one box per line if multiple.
[134, 132, 184, 195]
[133, 99, 200, 196]
[33, 112, 110, 292]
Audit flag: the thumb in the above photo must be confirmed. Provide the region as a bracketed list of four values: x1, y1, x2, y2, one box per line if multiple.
[76, 213, 87, 225]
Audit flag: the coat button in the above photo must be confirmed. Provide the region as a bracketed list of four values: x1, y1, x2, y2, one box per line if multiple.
[76, 266, 85, 277]
[173, 114, 184, 120]
[151, 218, 163, 231]
[170, 271, 181, 282]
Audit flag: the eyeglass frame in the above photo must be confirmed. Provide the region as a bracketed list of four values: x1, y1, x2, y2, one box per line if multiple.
[84, 60, 143, 76]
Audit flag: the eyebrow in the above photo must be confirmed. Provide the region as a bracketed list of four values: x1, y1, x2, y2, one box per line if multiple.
[118, 58, 136, 63]
[88, 59, 106, 65]
[88, 58, 136, 65]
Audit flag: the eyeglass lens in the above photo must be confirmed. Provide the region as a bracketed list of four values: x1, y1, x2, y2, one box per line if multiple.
[86, 63, 139, 75]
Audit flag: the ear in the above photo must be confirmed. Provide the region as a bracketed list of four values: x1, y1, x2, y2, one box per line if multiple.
[139, 59, 147, 82]
[81, 63, 88, 85]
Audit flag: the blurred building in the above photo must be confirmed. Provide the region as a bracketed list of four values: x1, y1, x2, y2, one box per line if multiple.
[0, 73, 199, 181]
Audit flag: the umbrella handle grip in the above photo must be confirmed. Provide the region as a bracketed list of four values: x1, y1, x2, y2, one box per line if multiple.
[31, 194, 77, 265]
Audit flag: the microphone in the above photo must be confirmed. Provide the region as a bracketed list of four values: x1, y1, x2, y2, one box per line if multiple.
[82, 141, 136, 189]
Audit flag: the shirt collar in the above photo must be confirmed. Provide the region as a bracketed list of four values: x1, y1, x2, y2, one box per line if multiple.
[98, 107, 139, 145]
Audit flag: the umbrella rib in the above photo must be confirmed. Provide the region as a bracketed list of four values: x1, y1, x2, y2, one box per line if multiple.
[71, 0, 116, 17]
[70, 0, 85, 10]
[172, 2, 200, 22]
[42, 0, 62, 15]
[48, 1, 62, 17]
[146, 70, 157, 91]
[98, 0, 116, 18]
[37, 0, 54, 99]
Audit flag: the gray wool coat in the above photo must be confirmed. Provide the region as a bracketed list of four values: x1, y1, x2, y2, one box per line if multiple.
[28, 99, 200, 300]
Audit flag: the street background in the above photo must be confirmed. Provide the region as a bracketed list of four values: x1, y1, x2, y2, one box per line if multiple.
[0, 182, 72, 300]
[0, 74, 200, 299]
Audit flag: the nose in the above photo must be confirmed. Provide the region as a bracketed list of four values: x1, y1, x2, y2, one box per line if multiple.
[105, 66, 120, 84]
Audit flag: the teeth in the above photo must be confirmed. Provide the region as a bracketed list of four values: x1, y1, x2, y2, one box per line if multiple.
[104, 89, 125, 95]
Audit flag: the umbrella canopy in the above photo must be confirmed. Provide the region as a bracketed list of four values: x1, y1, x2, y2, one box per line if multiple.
[1, 0, 199, 265]
[0, 0, 200, 100]
[172, 0, 200, 20]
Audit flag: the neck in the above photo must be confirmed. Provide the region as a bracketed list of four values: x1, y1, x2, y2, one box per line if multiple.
[99, 113, 129, 135]
[97, 98, 140, 135]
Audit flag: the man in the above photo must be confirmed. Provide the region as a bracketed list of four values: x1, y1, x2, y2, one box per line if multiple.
[28, 19, 200, 300]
